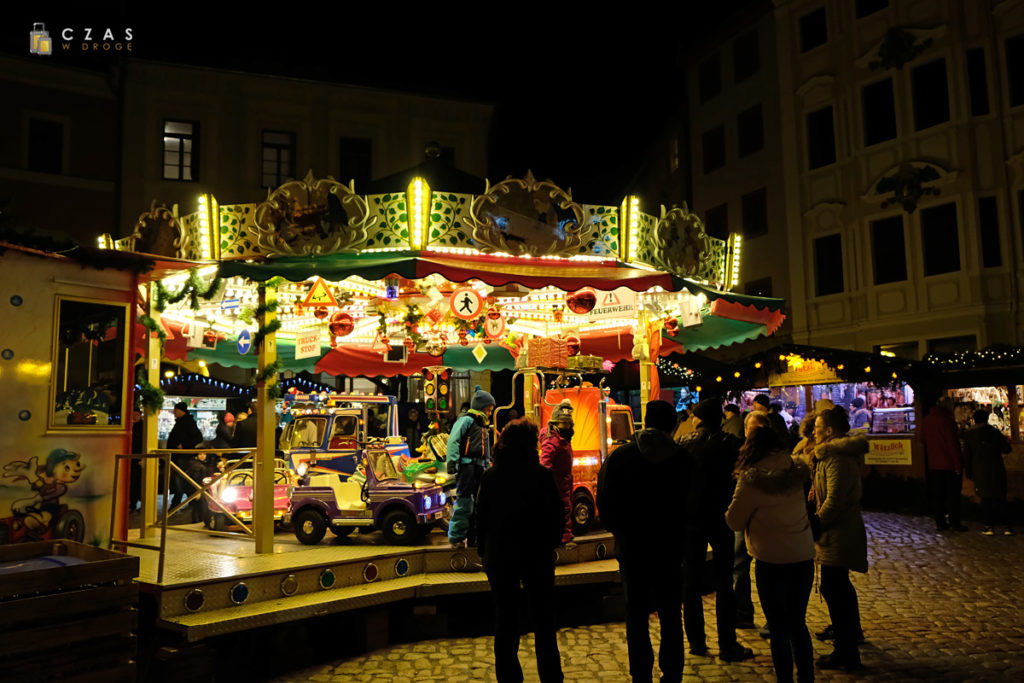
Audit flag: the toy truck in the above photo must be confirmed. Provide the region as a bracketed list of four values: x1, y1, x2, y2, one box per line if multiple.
[287, 438, 447, 545]
[497, 370, 635, 536]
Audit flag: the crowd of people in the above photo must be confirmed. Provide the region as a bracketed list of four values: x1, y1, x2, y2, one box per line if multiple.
[436, 389, 876, 683]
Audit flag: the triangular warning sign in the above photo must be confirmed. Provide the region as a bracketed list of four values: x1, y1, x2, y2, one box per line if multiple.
[602, 291, 620, 306]
[301, 277, 339, 308]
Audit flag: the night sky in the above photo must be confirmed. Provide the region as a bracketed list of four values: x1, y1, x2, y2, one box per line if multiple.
[6, 1, 757, 202]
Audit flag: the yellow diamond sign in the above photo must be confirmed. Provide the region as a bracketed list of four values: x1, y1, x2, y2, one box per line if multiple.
[472, 343, 488, 364]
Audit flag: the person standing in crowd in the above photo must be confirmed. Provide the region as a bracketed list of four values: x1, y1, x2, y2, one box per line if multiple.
[812, 406, 868, 671]
[920, 396, 967, 532]
[597, 400, 689, 683]
[752, 395, 789, 446]
[166, 402, 203, 508]
[232, 403, 258, 449]
[210, 411, 235, 449]
[790, 412, 819, 469]
[446, 385, 495, 548]
[679, 398, 753, 662]
[722, 404, 744, 438]
[672, 408, 696, 441]
[963, 409, 1013, 536]
[476, 418, 565, 683]
[849, 398, 871, 430]
[540, 399, 575, 546]
[403, 407, 423, 453]
[726, 412, 815, 683]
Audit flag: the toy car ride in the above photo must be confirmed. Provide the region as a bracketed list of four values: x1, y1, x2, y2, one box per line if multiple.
[287, 438, 447, 545]
[205, 458, 294, 531]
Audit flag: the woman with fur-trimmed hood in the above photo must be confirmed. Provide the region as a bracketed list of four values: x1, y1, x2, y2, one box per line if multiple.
[726, 412, 815, 682]
[811, 406, 868, 672]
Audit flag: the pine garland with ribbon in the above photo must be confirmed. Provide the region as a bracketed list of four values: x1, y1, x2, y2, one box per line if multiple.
[155, 267, 223, 312]
[252, 359, 283, 399]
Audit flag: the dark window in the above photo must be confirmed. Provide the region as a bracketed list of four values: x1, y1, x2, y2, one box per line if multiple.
[856, 0, 888, 18]
[862, 78, 897, 145]
[966, 48, 990, 116]
[339, 137, 372, 189]
[1007, 33, 1024, 107]
[927, 335, 976, 355]
[744, 277, 772, 297]
[870, 215, 907, 284]
[806, 106, 836, 169]
[800, 8, 828, 52]
[162, 120, 198, 181]
[27, 117, 63, 174]
[1019, 190, 1024, 255]
[814, 233, 844, 296]
[702, 125, 726, 173]
[911, 59, 950, 130]
[737, 104, 764, 157]
[977, 196, 1001, 268]
[698, 54, 722, 102]
[920, 202, 961, 275]
[704, 203, 728, 239]
[741, 188, 768, 238]
[733, 30, 759, 83]
[261, 130, 295, 188]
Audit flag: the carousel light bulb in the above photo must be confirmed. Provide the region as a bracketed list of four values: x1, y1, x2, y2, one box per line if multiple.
[754, 362, 762, 369]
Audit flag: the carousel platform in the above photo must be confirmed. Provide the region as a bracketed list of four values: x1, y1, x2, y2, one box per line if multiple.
[124, 524, 619, 643]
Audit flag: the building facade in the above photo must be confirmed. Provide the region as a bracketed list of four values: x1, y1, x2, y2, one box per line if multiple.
[118, 61, 493, 238]
[642, 0, 1024, 359]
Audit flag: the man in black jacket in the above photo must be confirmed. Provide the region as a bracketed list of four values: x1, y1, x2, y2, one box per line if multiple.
[679, 398, 754, 662]
[597, 400, 689, 683]
[232, 403, 258, 449]
[166, 402, 203, 507]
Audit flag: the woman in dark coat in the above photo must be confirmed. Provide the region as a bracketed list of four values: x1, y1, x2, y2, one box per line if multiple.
[963, 409, 1013, 535]
[476, 418, 565, 683]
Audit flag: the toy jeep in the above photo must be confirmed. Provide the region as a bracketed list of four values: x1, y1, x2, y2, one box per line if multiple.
[287, 438, 447, 545]
[280, 393, 412, 482]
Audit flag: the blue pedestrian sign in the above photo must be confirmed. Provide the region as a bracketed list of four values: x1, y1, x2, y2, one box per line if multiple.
[237, 329, 252, 355]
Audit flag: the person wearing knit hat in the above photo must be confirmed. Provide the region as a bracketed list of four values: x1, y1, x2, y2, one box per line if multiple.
[446, 385, 496, 548]
[541, 399, 576, 545]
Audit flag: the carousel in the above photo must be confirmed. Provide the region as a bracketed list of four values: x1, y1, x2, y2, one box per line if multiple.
[85, 167, 786, 640]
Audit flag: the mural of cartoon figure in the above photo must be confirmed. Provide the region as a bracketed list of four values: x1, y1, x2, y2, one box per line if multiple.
[1, 449, 87, 544]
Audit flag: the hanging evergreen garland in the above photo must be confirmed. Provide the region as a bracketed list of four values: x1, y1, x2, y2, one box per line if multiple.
[138, 314, 167, 346]
[155, 268, 223, 312]
[136, 379, 166, 413]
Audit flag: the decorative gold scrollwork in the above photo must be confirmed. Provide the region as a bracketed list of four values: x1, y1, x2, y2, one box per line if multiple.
[252, 171, 377, 255]
[652, 203, 713, 277]
[466, 171, 591, 257]
[130, 201, 186, 257]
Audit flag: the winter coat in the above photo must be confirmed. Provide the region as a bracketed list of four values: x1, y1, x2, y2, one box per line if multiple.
[167, 414, 203, 450]
[725, 450, 815, 565]
[209, 421, 234, 450]
[963, 424, 1010, 499]
[678, 427, 741, 527]
[813, 435, 868, 573]
[232, 415, 258, 449]
[597, 428, 690, 555]
[476, 455, 563, 573]
[920, 406, 962, 471]
[446, 410, 491, 471]
[791, 436, 815, 468]
[721, 413, 744, 438]
[539, 427, 573, 499]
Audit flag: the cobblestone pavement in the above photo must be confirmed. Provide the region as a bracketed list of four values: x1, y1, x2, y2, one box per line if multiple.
[270, 512, 1024, 682]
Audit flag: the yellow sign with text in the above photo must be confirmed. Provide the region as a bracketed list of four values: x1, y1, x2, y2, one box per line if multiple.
[768, 358, 839, 387]
[865, 438, 913, 466]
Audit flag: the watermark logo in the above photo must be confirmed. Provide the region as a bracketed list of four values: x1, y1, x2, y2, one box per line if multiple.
[29, 23, 133, 55]
[30, 23, 52, 55]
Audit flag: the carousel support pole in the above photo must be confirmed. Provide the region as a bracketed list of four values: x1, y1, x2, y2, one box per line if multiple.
[141, 283, 161, 538]
[637, 310, 651, 426]
[254, 283, 278, 554]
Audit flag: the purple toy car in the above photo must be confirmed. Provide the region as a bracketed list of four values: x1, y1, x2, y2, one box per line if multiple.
[287, 439, 448, 545]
